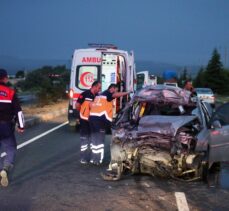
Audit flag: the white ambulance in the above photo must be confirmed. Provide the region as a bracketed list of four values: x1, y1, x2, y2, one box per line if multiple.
[136, 71, 157, 90]
[68, 44, 136, 127]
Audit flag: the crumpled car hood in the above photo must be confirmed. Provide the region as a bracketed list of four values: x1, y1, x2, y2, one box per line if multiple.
[137, 115, 197, 136]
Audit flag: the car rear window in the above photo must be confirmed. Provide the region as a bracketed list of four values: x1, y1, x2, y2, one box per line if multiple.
[196, 89, 213, 94]
[213, 103, 229, 125]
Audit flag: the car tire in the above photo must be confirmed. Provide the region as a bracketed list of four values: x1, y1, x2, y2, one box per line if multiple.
[200, 161, 209, 182]
[68, 124, 79, 132]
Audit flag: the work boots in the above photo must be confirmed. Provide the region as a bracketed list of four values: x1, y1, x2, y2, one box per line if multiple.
[0, 165, 11, 187]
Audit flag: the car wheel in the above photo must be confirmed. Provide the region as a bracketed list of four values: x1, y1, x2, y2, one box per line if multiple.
[68, 124, 79, 132]
[200, 161, 209, 182]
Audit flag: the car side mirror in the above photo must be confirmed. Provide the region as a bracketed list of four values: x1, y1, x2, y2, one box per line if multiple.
[212, 120, 222, 129]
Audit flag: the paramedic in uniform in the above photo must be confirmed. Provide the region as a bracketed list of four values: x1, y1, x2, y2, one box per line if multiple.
[89, 84, 130, 165]
[76, 81, 101, 164]
[0, 69, 24, 187]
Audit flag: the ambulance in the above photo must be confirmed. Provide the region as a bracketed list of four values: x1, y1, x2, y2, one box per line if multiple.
[68, 44, 136, 127]
[136, 71, 157, 90]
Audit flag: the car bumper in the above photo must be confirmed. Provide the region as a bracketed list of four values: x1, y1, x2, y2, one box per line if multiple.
[68, 105, 80, 126]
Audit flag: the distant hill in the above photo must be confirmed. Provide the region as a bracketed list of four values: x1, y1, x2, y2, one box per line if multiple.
[136, 60, 201, 78]
[0, 55, 201, 77]
[0, 55, 71, 75]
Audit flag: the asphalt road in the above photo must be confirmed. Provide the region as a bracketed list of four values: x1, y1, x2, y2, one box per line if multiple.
[0, 115, 229, 211]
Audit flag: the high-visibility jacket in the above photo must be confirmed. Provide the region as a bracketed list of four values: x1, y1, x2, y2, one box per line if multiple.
[77, 90, 95, 121]
[80, 97, 93, 120]
[0, 84, 15, 103]
[0, 83, 24, 129]
[90, 95, 113, 122]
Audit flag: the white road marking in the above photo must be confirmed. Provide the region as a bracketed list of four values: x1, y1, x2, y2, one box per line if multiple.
[175, 192, 190, 211]
[1, 121, 68, 158]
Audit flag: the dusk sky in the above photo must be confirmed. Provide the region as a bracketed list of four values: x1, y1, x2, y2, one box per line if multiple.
[1, 0, 229, 67]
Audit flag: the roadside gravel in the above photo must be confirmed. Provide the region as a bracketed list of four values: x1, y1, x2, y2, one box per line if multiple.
[22, 100, 68, 128]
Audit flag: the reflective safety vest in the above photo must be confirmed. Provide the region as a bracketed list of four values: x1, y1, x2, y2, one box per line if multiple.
[0, 84, 24, 128]
[0, 85, 15, 103]
[80, 98, 93, 120]
[90, 95, 113, 122]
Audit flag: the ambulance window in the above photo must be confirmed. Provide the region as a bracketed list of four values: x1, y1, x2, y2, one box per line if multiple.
[137, 73, 145, 90]
[76, 66, 100, 90]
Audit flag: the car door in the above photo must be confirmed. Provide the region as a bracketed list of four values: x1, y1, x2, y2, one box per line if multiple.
[209, 103, 229, 162]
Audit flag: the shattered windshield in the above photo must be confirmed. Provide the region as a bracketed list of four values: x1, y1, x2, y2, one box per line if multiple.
[113, 85, 197, 128]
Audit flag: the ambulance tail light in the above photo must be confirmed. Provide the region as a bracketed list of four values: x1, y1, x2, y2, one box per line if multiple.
[69, 89, 74, 99]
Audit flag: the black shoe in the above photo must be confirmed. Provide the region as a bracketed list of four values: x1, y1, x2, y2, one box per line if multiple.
[90, 160, 101, 166]
[80, 159, 89, 165]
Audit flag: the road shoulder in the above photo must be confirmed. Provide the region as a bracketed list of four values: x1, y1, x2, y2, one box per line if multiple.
[22, 100, 68, 128]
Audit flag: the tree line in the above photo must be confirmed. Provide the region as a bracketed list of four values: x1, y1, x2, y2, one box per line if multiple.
[17, 65, 70, 105]
[14, 48, 229, 106]
[178, 48, 229, 95]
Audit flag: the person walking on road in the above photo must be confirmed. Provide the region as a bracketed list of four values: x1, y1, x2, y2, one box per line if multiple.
[75, 81, 101, 164]
[0, 69, 24, 187]
[89, 84, 130, 165]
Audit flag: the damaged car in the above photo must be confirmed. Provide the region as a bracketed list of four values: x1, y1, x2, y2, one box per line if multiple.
[103, 85, 229, 181]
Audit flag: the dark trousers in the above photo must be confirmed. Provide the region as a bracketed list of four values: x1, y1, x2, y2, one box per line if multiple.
[79, 119, 91, 161]
[0, 122, 17, 170]
[89, 119, 107, 163]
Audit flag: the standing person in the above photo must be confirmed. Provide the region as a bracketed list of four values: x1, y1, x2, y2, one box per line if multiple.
[89, 84, 130, 165]
[76, 81, 101, 164]
[184, 80, 194, 92]
[183, 80, 196, 97]
[0, 69, 24, 187]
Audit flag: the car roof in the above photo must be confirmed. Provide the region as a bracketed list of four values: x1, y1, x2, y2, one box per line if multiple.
[132, 84, 192, 105]
[195, 88, 213, 93]
[195, 88, 213, 91]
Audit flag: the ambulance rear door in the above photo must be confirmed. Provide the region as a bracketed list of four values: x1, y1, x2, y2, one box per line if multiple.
[75, 51, 102, 90]
[101, 53, 127, 115]
[126, 51, 135, 92]
[101, 53, 118, 91]
[70, 50, 102, 108]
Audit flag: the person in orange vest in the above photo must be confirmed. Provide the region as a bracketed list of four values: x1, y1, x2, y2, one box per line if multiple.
[0, 69, 24, 187]
[89, 84, 130, 165]
[75, 81, 101, 164]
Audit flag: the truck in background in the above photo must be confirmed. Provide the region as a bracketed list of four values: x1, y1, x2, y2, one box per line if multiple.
[163, 70, 178, 87]
[68, 44, 136, 127]
[136, 71, 157, 90]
